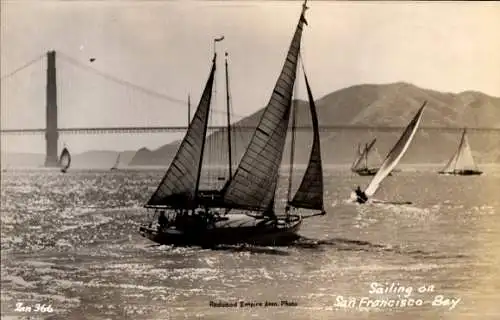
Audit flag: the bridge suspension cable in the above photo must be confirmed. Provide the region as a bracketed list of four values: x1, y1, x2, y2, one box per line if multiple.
[56, 51, 247, 120]
[57, 52, 187, 106]
[0, 53, 45, 81]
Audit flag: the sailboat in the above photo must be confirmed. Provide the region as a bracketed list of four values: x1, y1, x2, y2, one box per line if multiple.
[58, 147, 71, 173]
[352, 102, 426, 204]
[438, 128, 482, 176]
[110, 153, 120, 171]
[351, 138, 383, 176]
[139, 0, 325, 247]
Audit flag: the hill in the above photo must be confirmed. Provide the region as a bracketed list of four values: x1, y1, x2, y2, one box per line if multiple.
[129, 82, 500, 167]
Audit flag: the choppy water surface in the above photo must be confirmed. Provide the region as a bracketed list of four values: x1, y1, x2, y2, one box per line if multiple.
[1, 169, 499, 319]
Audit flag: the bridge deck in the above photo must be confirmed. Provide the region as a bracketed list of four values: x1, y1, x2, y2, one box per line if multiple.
[1, 125, 499, 135]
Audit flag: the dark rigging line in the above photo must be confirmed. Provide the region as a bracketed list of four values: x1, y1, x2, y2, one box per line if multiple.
[0, 54, 46, 81]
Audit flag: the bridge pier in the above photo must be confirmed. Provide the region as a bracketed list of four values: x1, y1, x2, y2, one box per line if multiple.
[44, 50, 59, 167]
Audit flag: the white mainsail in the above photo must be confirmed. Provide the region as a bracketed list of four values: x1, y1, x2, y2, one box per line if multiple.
[440, 129, 478, 173]
[363, 102, 426, 198]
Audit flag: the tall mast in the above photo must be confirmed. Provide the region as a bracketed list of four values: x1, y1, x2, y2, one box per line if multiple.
[210, 35, 225, 188]
[364, 143, 368, 169]
[452, 128, 467, 171]
[225, 52, 233, 179]
[187, 94, 191, 125]
[286, 76, 298, 213]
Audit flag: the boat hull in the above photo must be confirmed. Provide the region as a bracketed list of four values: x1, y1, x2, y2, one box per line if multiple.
[354, 168, 378, 176]
[139, 213, 302, 247]
[438, 170, 482, 176]
[353, 168, 393, 176]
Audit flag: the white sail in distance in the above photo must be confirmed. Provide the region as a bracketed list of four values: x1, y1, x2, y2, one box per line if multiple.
[111, 153, 120, 170]
[441, 129, 478, 173]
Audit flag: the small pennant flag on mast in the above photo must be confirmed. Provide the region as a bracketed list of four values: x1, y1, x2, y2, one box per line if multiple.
[301, 0, 309, 25]
[213, 35, 225, 55]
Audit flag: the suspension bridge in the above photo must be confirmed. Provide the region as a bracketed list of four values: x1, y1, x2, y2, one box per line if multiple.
[1, 51, 498, 167]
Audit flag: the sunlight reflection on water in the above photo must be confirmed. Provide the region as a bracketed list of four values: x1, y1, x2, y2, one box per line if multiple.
[1, 169, 499, 319]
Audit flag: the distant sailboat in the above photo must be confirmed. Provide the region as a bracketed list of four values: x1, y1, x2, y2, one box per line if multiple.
[139, 0, 325, 247]
[438, 128, 482, 176]
[110, 153, 120, 171]
[352, 102, 426, 204]
[351, 138, 384, 176]
[58, 147, 71, 173]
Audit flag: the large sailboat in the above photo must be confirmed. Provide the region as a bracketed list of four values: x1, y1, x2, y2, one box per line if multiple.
[58, 146, 71, 173]
[139, 0, 326, 247]
[352, 102, 426, 204]
[351, 138, 383, 176]
[438, 128, 482, 176]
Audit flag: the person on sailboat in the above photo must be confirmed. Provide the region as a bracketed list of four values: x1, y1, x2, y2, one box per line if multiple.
[354, 186, 368, 204]
[158, 211, 168, 231]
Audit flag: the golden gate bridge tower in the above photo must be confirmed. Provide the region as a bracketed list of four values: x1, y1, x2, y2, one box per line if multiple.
[45, 50, 59, 167]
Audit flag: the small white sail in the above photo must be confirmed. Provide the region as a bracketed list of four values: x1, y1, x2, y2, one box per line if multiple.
[363, 102, 426, 198]
[441, 129, 479, 173]
[111, 153, 121, 170]
[454, 132, 477, 170]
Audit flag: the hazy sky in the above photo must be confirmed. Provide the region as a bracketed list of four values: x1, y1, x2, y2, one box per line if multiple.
[1, 0, 500, 154]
